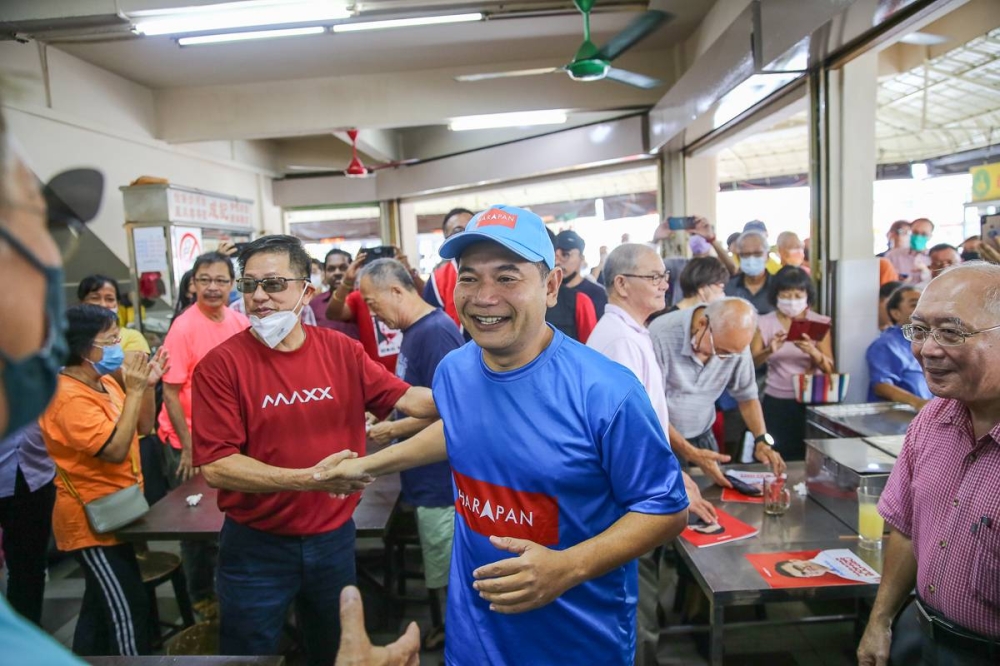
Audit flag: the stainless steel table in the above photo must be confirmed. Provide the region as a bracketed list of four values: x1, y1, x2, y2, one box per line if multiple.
[807, 402, 917, 438]
[675, 462, 881, 666]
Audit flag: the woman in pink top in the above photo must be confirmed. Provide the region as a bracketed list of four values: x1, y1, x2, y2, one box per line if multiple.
[750, 267, 835, 459]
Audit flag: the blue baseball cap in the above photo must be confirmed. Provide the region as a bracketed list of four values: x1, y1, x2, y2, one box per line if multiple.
[439, 205, 556, 269]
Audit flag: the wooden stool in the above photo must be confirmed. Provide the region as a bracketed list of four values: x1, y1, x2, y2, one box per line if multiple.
[136, 550, 196, 647]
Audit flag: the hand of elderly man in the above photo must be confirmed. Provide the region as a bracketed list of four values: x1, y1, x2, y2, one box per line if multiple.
[367, 421, 396, 446]
[687, 447, 732, 488]
[755, 443, 787, 477]
[336, 586, 420, 666]
[311, 450, 374, 495]
[683, 473, 718, 523]
[472, 536, 578, 614]
[856, 620, 891, 666]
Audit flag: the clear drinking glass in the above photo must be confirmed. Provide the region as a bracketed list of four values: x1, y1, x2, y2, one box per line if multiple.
[763, 476, 790, 516]
[857, 488, 885, 548]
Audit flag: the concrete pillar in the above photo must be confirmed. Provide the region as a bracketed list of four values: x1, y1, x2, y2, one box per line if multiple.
[398, 200, 419, 265]
[659, 150, 685, 217]
[684, 154, 718, 222]
[815, 50, 880, 403]
[379, 200, 399, 247]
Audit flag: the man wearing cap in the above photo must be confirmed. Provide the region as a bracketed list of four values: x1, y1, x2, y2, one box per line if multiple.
[554, 229, 608, 318]
[321, 205, 689, 666]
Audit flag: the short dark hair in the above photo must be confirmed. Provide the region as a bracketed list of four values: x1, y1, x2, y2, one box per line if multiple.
[928, 243, 957, 256]
[888, 220, 911, 235]
[879, 280, 903, 300]
[238, 235, 311, 279]
[679, 257, 730, 298]
[442, 207, 474, 231]
[726, 232, 741, 248]
[310, 258, 323, 270]
[77, 274, 119, 302]
[65, 304, 117, 366]
[885, 285, 920, 325]
[325, 248, 352, 265]
[192, 251, 235, 280]
[768, 266, 815, 306]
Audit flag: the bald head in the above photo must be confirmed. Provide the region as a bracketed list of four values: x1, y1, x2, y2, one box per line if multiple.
[705, 297, 758, 349]
[927, 263, 1000, 319]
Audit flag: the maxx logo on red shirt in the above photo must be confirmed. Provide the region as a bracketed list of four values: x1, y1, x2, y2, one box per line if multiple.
[452, 470, 559, 546]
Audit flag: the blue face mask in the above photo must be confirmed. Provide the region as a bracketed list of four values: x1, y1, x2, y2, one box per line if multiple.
[0, 225, 68, 438]
[90, 343, 124, 376]
[740, 255, 767, 277]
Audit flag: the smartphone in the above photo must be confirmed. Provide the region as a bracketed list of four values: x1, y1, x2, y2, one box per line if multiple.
[362, 245, 396, 265]
[667, 216, 697, 231]
[724, 472, 763, 497]
[983, 214, 1000, 248]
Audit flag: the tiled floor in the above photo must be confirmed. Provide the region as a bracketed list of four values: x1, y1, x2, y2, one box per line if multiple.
[11, 543, 862, 665]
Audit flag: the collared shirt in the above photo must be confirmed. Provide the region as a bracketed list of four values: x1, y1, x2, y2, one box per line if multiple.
[865, 325, 932, 402]
[879, 398, 1000, 638]
[724, 272, 774, 314]
[0, 423, 55, 498]
[649, 307, 758, 438]
[883, 247, 929, 284]
[587, 304, 669, 432]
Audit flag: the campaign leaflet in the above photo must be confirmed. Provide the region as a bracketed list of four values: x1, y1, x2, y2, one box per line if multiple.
[679, 508, 759, 548]
[746, 549, 882, 588]
[720, 470, 774, 504]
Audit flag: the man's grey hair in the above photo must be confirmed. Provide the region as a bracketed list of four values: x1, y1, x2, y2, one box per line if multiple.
[937, 262, 1000, 317]
[602, 243, 659, 294]
[359, 258, 416, 292]
[704, 297, 758, 337]
[776, 231, 802, 250]
[736, 231, 768, 253]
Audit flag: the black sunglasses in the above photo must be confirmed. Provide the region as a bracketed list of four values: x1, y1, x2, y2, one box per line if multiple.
[235, 276, 309, 294]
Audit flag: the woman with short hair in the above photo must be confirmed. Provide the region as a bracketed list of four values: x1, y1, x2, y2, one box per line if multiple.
[78, 275, 150, 355]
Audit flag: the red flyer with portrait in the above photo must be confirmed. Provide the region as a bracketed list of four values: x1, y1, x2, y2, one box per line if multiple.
[746, 549, 881, 588]
[679, 508, 758, 548]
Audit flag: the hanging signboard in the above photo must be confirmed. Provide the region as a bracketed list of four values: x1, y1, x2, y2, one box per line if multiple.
[167, 188, 254, 227]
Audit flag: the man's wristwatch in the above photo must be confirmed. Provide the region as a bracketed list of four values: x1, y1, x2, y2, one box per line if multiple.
[754, 433, 775, 448]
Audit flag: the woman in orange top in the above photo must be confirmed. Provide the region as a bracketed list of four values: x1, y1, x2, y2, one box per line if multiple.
[39, 305, 167, 656]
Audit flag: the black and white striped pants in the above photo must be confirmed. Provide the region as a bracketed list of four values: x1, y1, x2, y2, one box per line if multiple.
[71, 543, 150, 656]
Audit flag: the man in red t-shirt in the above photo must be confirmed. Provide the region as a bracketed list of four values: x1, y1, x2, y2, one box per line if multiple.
[324, 249, 405, 373]
[192, 235, 437, 665]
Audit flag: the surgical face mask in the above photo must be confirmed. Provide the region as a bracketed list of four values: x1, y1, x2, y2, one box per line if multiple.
[689, 236, 712, 255]
[310, 274, 324, 290]
[89, 343, 124, 376]
[249, 285, 307, 349]
[0, 225, 68, 438]
[910, 234, 929, 252]
[777, 297, 808, 318]
[740, 255, 767, 277]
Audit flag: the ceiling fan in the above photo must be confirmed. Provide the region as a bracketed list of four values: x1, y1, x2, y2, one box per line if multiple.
[286, 129, 414, 177]
[456, 0, 671, 89]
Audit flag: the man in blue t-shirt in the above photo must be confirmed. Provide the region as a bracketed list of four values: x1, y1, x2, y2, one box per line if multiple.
[325, 205, 689, 666]
[360, 258, 464, 649]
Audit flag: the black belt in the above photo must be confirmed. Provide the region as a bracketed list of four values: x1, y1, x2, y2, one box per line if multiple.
[914, 597, 999, 657]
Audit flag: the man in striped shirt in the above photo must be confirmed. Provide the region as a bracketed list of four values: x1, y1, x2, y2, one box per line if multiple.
[858, 263, 1000, 665]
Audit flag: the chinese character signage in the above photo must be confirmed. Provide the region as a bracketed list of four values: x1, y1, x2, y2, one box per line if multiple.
[167, 189, 253, 227]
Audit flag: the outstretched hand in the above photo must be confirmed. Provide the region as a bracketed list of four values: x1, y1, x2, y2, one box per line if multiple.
[472, 536, 578, 614]
[311, 450, 373, 496]
[336, 586, 420, 666]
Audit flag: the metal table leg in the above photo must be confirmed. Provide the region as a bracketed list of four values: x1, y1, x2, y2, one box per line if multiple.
[710, 598, 724, 666]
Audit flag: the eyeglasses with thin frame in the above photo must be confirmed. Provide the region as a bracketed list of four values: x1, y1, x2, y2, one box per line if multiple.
[622, 272, 669, 286]
[235, 276, 309, 294]
[902, 323, 1000, 346]
[697, 315, 737, 359]
[194, 276, 233, 288]
[93, 335, 122, 348]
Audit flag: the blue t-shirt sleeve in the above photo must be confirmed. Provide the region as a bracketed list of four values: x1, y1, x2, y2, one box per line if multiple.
[422, 278, 441, 308]
[597, 385, 688, 516]
[866, 338, 900, 386]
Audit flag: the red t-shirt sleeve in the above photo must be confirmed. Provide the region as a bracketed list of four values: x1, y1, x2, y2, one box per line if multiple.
[575, 293, 598, 344]
[355, 342, 410, 421]
[346, 290, 362, 323]
[191, 350, 246, 467]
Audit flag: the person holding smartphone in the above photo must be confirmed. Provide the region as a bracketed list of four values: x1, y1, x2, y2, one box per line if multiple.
[750, 267, 834, 460]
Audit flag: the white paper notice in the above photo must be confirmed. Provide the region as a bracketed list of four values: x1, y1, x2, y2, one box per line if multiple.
[133, 227, 169, 274]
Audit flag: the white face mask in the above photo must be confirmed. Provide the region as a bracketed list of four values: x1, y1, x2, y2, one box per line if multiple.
[249, 285, 307, 349]
[777, 297, 808, 318]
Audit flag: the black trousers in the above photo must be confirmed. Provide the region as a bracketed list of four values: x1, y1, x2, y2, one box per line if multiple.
[0, 470, 55, 625]
[762, 395, 807, 461]
[72, 543, 150, 656]
[891, 599, 998, 665]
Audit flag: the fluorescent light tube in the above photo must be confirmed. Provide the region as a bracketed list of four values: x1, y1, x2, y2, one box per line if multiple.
[134, 1, 350, 36]
[449, 110, 568, 132]
[178, 26, 325, 45]
[332, 13, 482, 33]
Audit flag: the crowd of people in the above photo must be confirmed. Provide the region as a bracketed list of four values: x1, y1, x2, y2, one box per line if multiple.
[1, 87, 999, 666]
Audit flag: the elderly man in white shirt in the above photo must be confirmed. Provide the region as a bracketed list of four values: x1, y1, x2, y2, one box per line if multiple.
[586, 243, 719, 666]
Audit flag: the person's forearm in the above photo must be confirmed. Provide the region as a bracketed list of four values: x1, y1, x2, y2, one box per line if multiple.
[99, 392, 145, 463]
[394, 386, 438, 419]
[873, 383, 926, 409]
[383, 417, 436, 441]
[666, 423, 696, 462]
[361, 420, 448, 476]
[868, 528, 917, 627]
[738, 399, 766, 437]
[325, 280, 354, 321]
[752, 348, 772, 368]
[138, 386, 156, 436]
[163, 386, 191, 450]
[711, 239, 738, 275]
[561, 510, 688, 587]
[202, 453, 317, 493]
